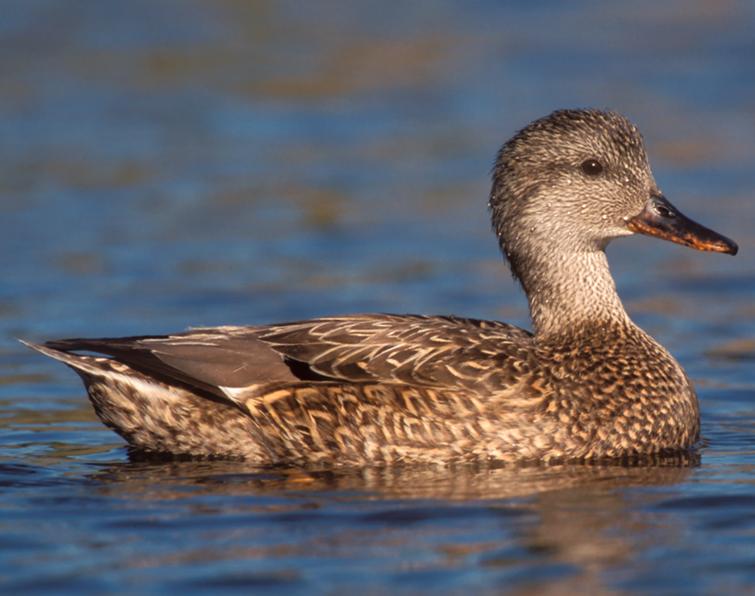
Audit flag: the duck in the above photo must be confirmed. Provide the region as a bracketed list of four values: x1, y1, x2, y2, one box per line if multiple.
[25, 109, 738, 466]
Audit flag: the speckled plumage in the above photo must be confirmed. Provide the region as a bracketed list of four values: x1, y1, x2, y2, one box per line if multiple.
[25, 109, 737, 466]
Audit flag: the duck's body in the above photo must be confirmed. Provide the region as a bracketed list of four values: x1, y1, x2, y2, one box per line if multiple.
[26, 109, 736, 465]
[29, 313, 697, 464]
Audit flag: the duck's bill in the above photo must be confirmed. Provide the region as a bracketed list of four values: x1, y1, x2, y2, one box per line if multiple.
[627, 195, 738, 255]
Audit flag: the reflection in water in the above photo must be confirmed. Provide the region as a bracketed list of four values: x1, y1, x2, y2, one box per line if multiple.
[91, 454, 697, 501]
[81, 457, 695, 591]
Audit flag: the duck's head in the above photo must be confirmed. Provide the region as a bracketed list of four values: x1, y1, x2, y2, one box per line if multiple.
[489, 109, 737, 283]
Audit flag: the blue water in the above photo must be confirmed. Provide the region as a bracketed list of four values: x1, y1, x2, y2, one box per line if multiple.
[1, 1, 754, 592]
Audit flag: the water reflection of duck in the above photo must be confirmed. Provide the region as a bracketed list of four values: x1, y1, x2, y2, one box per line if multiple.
[90, 455, 697, 501]
[25, 109, 737, 465]
[85, 459, 696, 594]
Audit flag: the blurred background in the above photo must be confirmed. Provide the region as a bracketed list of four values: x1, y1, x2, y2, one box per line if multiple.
[2, 0, 752, 338]
[0, 1, 754, 593]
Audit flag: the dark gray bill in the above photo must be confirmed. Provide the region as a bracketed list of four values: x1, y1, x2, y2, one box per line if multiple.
[627, 194, 738, 255]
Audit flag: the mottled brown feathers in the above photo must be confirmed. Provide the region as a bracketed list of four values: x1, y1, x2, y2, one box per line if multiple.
[25, 313, 698, 465]
[25, 108, 722, 466]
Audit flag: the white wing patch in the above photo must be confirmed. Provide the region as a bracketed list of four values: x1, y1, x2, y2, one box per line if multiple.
[219, 384, 261, 404]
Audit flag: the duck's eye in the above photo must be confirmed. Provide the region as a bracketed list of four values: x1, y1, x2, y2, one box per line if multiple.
[580, 159, 604, 176]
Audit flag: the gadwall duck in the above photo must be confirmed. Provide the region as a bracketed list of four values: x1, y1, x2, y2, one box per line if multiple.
[25, 109, 737, 465]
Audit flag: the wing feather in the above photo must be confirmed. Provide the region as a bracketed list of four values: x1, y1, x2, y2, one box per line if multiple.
[43, 314, 535, 400]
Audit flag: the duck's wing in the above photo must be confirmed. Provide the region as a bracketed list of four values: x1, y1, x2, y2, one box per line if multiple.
[249, 314, 533, 387]
[40, 331, 298, 401]
[39, 314, 534, 403]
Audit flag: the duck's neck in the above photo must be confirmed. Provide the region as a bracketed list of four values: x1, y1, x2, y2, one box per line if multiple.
[518, 249, 632, 338]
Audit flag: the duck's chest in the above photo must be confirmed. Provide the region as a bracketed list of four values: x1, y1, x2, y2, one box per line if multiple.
[535, 335, 700, 455]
